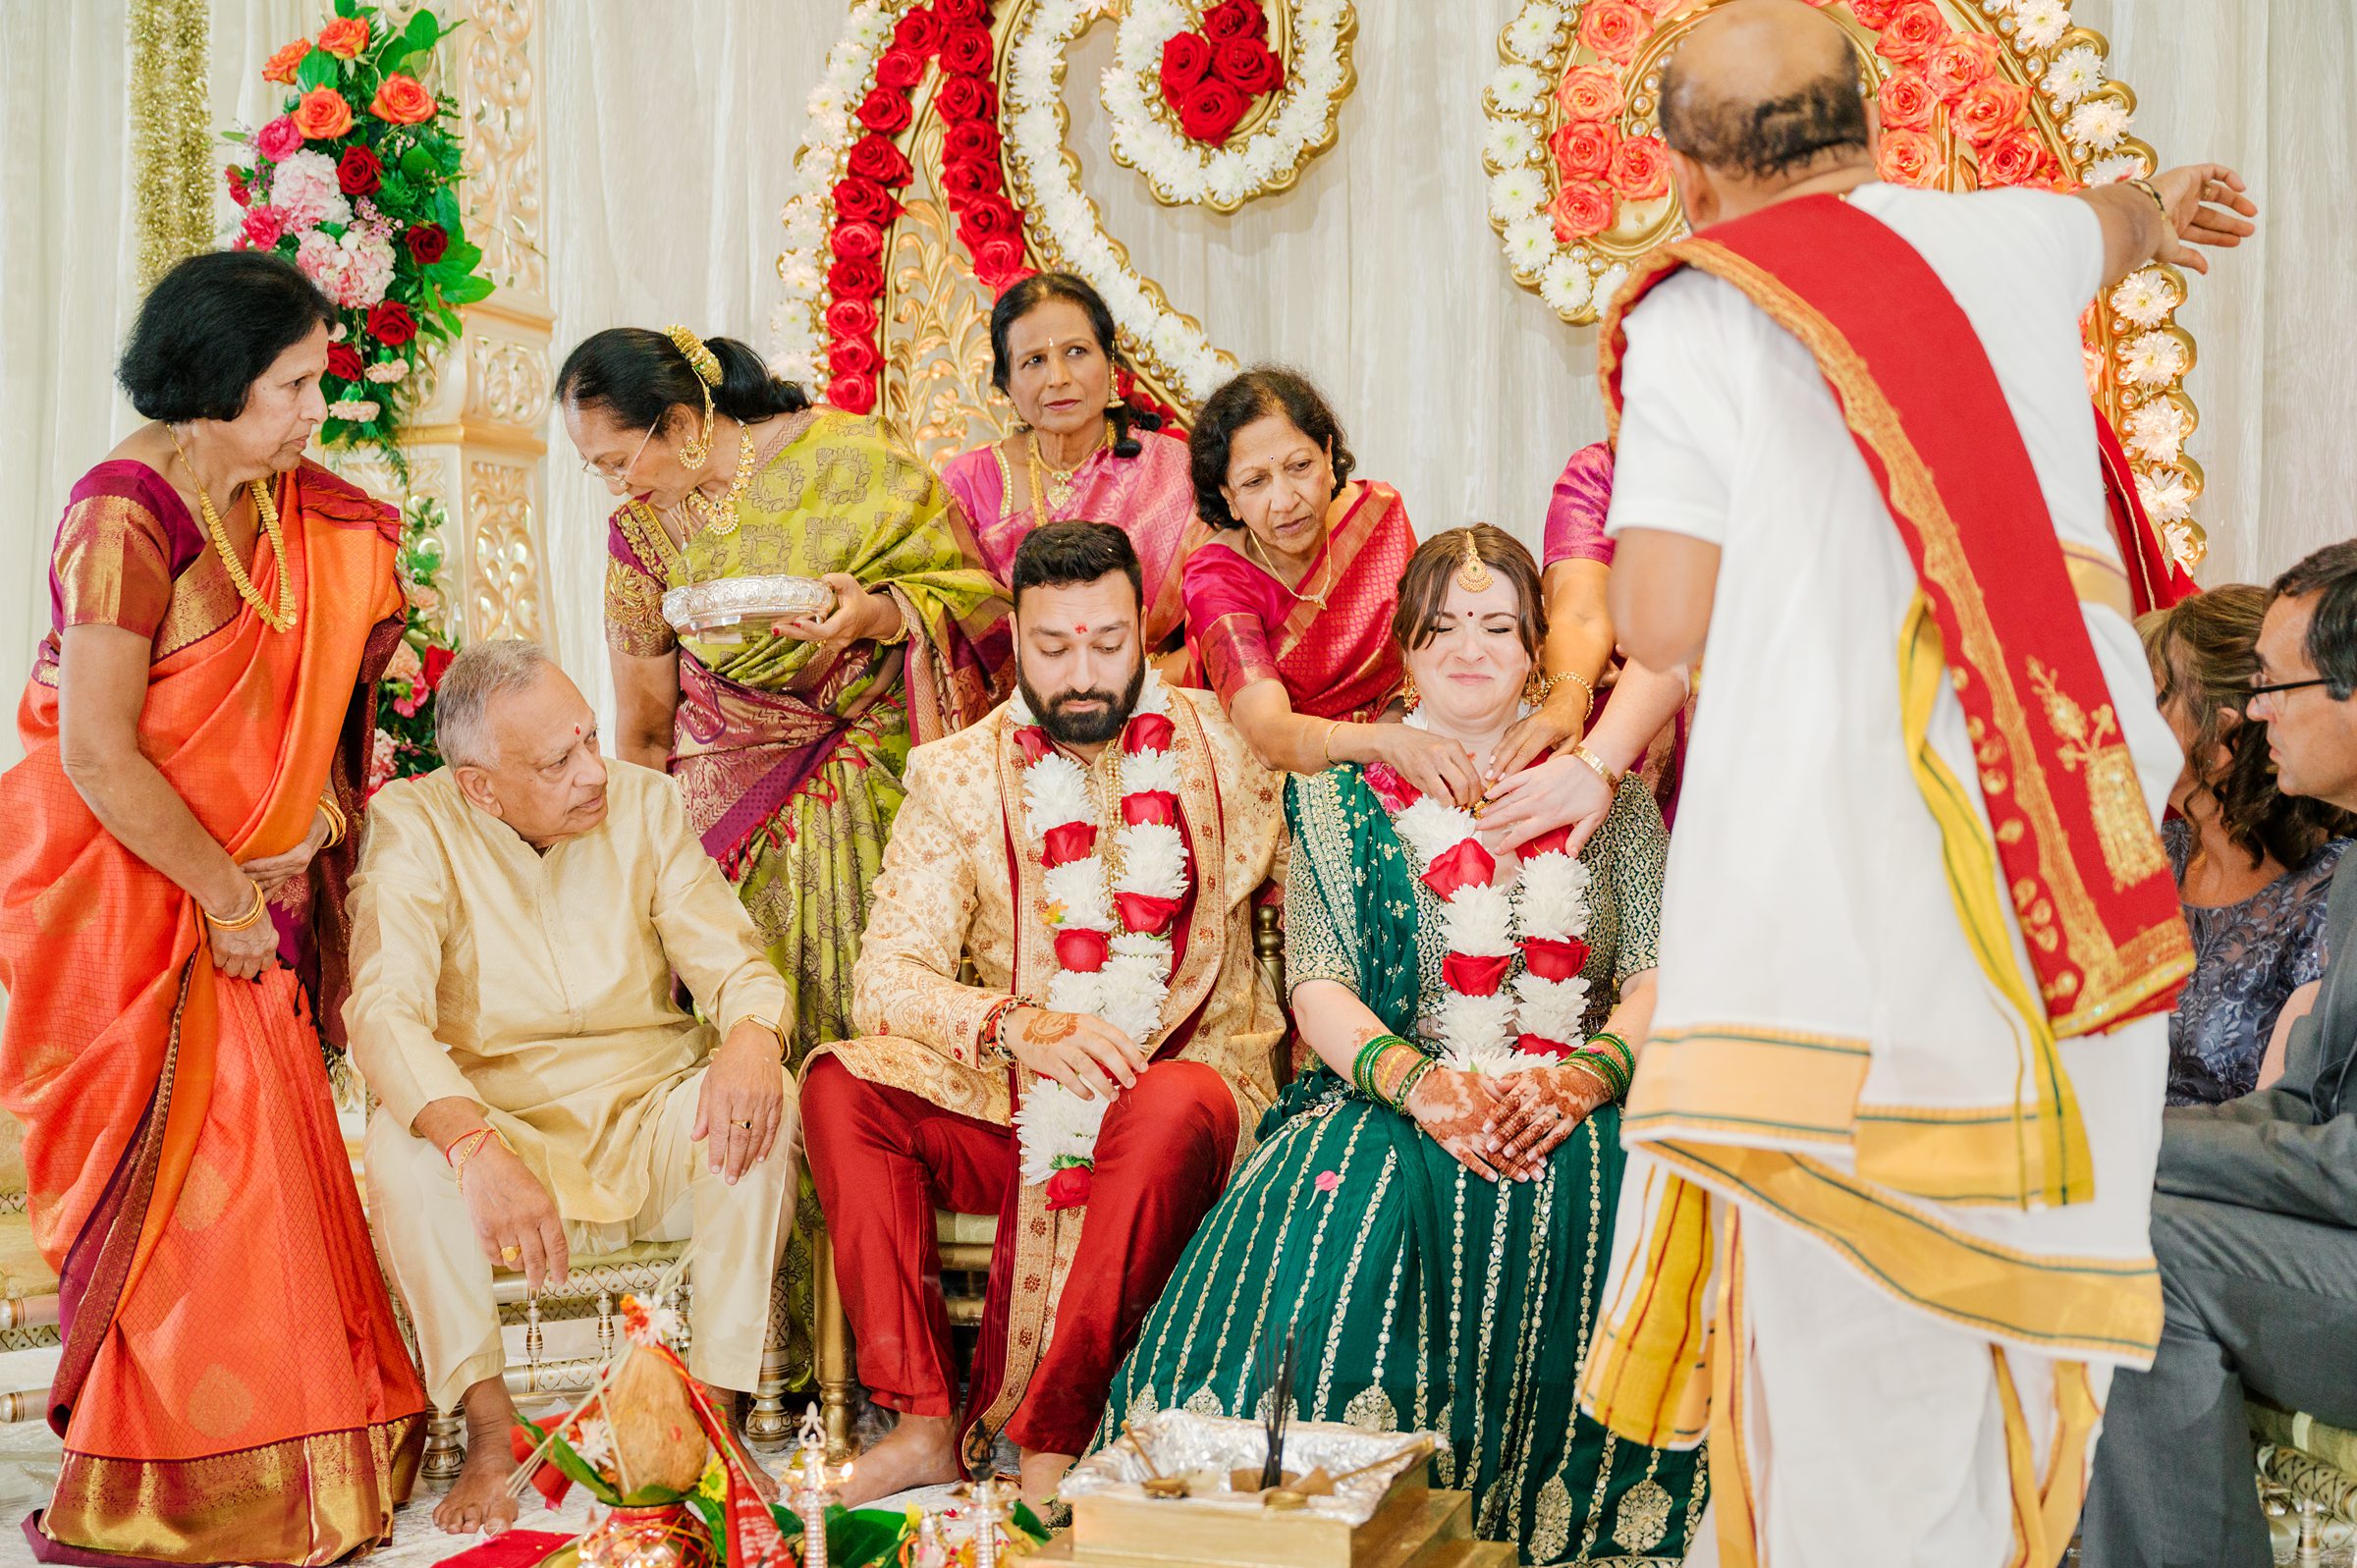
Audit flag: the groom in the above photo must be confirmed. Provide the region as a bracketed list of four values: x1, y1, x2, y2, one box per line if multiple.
[803, 521, 1288, 1508]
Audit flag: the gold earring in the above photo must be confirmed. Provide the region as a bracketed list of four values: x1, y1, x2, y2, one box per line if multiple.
[677, 384, 715, 469]
[1106, 391, 1123, 409]
[1521, 672, 1544, 706]
[1400, 675, 1420, 711]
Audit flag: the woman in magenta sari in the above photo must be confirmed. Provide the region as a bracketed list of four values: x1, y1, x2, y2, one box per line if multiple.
[1179, 368, 1486, 804]
[938, 273, 1203, 674]
[1476, 441, 1695, 857]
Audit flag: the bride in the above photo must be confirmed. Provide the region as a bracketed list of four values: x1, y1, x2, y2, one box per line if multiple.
[1095, 526, 1705, 1565]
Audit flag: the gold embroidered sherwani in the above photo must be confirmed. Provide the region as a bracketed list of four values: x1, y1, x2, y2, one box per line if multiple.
[347, 763, 795, 1408]
[805, 686, 1288, 1457]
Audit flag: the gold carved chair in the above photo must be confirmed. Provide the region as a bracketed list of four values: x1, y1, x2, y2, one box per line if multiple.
[810, 902, 1290, 1457]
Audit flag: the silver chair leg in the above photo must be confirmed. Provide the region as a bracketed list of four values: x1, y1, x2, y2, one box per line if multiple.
[421, 1401, 467, 1490]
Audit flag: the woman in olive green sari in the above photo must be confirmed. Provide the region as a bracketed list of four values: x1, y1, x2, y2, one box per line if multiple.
[1097, 527, 1704, 1566]
[560, 327, 1008, 1384]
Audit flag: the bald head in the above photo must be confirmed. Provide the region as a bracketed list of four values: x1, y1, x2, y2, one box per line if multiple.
[1661, 0, 1871, 184]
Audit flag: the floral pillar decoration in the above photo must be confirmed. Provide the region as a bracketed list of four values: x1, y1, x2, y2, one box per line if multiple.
[235, 0, 557, 652]
[1480, 0, 2209, 569]
[130, 0, 215, 292]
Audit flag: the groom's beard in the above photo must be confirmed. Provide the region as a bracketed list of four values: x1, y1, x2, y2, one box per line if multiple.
[1019, 657, 1147, 747]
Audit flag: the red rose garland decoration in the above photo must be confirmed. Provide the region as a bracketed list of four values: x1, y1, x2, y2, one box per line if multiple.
[819, 0, 1035, 416]
[1156, 0, 1287, 147]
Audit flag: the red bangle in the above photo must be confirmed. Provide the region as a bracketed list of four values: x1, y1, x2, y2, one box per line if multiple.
[976, 995, 1033, 1064]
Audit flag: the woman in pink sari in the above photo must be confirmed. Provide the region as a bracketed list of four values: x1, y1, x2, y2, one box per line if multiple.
[938, 273, 1203, 674]
[1179, 368, 1485, 805]
[1478, 442, 1695, 855]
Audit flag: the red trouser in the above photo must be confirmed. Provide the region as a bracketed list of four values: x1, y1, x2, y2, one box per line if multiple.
[804, 1055, 1239, 1455]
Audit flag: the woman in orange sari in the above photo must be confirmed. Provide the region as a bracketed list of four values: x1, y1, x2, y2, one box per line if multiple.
[0, 253, 424, 1564]
[1180, 368, 1480, 804]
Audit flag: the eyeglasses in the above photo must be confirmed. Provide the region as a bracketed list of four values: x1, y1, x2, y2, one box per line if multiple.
[2249, 676, 2333, 699]
[580, 423, 657, 486]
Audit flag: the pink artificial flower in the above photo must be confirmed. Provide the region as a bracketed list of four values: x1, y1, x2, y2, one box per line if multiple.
[254, 114, 301, 162]
[1314, 1170, 1342, 1194]
[238, 205, 287, 250]
[367, 728, 399, 788]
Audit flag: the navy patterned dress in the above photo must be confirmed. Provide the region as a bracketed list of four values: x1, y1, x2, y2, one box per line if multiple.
[2165, 819, 2349, 1106]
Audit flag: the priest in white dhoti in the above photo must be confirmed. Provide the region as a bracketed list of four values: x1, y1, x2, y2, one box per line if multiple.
[1573, 4, 2259, 1564]
[348, 639, 795, 1538]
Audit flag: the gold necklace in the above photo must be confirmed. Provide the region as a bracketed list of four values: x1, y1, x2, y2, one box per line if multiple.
[683, 418, 759, 536]
[1243, 525, 1332, 610]
[1024, 417, 1111, 517]
[169, 429, 296, 633]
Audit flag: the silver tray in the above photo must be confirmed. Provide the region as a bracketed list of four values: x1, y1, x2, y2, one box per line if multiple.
[661, 574, 833, 635]
[1061, 1409, 1443, 1527]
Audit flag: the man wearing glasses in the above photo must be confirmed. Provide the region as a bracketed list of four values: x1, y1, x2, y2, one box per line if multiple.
[2084, 540, 2357, 1566]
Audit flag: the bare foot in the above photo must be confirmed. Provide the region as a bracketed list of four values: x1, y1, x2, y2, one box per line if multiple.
[434, 1439, 520, 1536]
[435, 1378, 522, 1537]
[839, 1413, 963, 1508]
[1018, 1449, 1074, 1514]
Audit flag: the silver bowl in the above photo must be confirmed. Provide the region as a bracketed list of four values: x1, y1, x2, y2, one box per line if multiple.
[661, 574, 834, 636]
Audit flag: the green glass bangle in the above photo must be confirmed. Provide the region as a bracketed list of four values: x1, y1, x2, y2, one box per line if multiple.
[1394, 1054, 1437, 1113]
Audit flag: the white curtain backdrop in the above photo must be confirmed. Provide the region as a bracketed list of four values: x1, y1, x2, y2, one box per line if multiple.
[3, 0, 2352, 753]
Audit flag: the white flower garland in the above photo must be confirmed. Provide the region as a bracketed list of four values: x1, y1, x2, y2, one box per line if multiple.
[769, 0, 915, 384]
[1004, 0, 1237, 405]
[1007, 671, 1191, 1186]
[1383, 784, 1592, 1076]
[1100, 0, 1355, 214]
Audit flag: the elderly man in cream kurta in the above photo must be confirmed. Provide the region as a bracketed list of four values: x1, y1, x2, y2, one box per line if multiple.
[348, 640, 795, 1538]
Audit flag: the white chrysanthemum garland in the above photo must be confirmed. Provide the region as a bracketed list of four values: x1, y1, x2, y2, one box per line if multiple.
[1102, 0, 1355, 215]
[1377, 754, 1594, 1075]
[770, 0, 912, 386]
[1004, 0, 1237, 405]
[1007, 671, 1192, 1203]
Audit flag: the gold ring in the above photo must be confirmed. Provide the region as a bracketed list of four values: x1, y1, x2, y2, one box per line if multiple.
[731, 1118, 756, 1129]
[500, 1244, 522, 1265]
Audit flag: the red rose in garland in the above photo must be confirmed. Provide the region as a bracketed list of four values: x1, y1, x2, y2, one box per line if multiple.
[936, 0, 987, 24]
[1955, 78, 2029, 146]
[827, 337, 882, 378]
[406, 222, 449, 264]
[1202, 0, 1264, 42]
[1925, 31, 2001, 104]
[1159, 0, 1284, 146]
[943, 118, 1001, 164]
[292, 83, 354, 139]
[326, 345, 364, 383]
[337, 144, 383, 195]
[940, 158, 999, 199]
[848, 133, 913, 188]
[1177, 79, 1249, 143]
[855, 85, 913, 134]
[828, 255, 884, 299]
[828, 371, 877, 415]
[1212, 38, 1282, 95]
[973, 237, 1030, 290]
[1161, 31, 1212, 92]
[940, 26, 995, 77]
[1848, 0, 1902, 24]
[833, 176, 898, 225]
[936, 75, 997, 124]
[1979, 125, 2047, 187]
[1550, 183, 1616, 241]
[875, 47, 925, 90]
[367, 300, 417, 347]
[825, 297, 880, 341]
[834, 220, 885, 260]
[958, 193, 1023, 243]
[1551, 120, 1619, 181]
[893, 8, 944, 55]
[1610, 134, 1671, 200]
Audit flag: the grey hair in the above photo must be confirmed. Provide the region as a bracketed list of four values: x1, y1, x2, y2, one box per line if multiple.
[434, 638, 559, 769]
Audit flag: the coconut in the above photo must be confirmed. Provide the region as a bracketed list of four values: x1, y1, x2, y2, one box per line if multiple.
[599, 1342, 710, 1494]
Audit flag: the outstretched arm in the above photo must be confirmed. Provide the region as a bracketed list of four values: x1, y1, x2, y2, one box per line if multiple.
[2076, 162, 2256, 289]
[1607, 528, 1722, 674]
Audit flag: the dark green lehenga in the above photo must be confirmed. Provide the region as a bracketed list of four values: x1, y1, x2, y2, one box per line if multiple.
[1096, 766, 1707, 1565]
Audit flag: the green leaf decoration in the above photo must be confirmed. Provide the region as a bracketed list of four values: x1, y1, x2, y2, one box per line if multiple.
[296, 49, 338, 91]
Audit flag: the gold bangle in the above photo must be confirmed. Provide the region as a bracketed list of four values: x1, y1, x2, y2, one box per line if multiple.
[203, 879, 268, 932]
[317, 792, 347, 849]
[1539, 670, 1596, 723]
[2126, 175, 2170, 220]
[1570, 743, 1624, 791]
[1321, 719, 1343, 767]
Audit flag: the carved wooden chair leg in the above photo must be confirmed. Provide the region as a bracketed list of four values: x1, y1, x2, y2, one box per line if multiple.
[813, 1229, 856, 1460]
[745, 1269, 793, 1450]
[421, 1401, 467, 1490]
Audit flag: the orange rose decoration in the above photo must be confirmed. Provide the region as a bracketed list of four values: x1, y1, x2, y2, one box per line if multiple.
[1876, 71, 1937, 133]
[261, 39, 309, 85]
[1550, 183, 1617, 242]
[1576, 0, 1650, 65]
[1555, 66, 1624, 124]
[1877, 127, 1942, 189]
[1611, 135, 1672, 200]
[1955, 79, 2029, 147]
[315, 17, 370, 59]
[292, 85, 354, 140]
[371, 74, 437, 127]
[1924, 32, 2002, 105]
